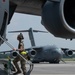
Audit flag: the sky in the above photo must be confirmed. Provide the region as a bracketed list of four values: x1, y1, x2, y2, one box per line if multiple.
[0, 13, 75, 51]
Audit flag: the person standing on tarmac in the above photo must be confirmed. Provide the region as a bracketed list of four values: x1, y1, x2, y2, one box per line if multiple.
[13, 33, 27, 75]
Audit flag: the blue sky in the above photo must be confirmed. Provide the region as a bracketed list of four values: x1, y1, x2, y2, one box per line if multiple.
[0, 13, 75, 51]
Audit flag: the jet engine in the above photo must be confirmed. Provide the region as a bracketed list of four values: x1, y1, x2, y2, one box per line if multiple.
[12, 51, 18, 57]
[12, 49, 37, 58]
[28, 49, 37, 57]
[64, 50, 73, 57]
[42, 0, 75, 39]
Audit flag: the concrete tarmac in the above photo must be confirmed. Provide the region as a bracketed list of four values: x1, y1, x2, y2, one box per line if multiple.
[31, 63, 75, 75]
[0, 61, 75, 75]
[24, 61, 75, 75]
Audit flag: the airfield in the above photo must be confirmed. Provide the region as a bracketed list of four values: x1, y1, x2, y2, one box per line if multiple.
[0, 61, 75, 75]
[31, 61, 75, 75]
[30, 61, 75, 75]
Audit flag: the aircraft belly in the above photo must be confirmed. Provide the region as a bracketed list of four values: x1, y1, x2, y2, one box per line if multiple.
[10, 0, 43, 15]
[15, 6, 41, 15]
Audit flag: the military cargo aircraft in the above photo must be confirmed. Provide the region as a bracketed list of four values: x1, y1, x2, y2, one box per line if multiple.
[8, 28, 75, 63]
[0, 0, 75, 46]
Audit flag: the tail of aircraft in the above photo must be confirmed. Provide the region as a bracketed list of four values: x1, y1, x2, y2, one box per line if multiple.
[8, 28, 48, 46]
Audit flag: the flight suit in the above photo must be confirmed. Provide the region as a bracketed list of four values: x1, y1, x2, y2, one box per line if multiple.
[13, 41, 27, 75]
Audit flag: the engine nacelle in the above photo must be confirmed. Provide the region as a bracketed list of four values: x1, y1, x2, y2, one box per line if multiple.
[12, 51, 18, 57]
[42, 0, 75, 39]
[28, 49, 37, 57]
[12, 50, 37, 58]
[64, 50, 73, 57]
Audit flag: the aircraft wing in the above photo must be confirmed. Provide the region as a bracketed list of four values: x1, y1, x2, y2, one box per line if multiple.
[10, 0, 45, 16]
[0, 46, 42, 59]
[0, 50, 13, 54]
[61, 48, 75, 52]
[9, 0, 75, 39]
[0, 46, 43, 54]
[8, 0, 45, 24]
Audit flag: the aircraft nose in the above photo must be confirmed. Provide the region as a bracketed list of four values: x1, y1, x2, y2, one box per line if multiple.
[52, 48, 63, 59]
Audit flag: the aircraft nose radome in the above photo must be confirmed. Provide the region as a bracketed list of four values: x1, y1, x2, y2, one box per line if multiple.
[52, 49, 63, 58]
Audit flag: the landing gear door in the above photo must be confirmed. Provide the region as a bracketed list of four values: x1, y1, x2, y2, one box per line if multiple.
[0, 0, 9, 30]
[0, 0, 9, 45]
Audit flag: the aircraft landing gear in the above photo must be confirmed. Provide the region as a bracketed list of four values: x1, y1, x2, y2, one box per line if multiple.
[49, 59, 60, 64]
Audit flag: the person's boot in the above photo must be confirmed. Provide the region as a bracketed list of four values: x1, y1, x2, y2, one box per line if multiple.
[13, 70, 21, 75]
